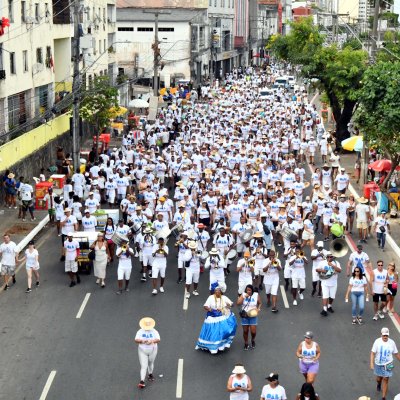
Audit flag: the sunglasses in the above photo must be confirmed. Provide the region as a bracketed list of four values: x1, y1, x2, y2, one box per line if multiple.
[354, 270, 361, 273]
[378, 264, 384, 266]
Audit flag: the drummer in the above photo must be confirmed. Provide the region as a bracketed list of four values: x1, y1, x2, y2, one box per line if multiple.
[152, 213, 169, 235]
[232, 216, 252, 258]
[213, 226, 234, 274]
[137, 227, 157, 282]
[176, 231, 190, 284]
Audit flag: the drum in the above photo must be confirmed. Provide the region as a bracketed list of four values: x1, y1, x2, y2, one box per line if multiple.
[111, 231, 129, 246]
[240, 228, 254, 243]
[200, 250, 209, 263]
[280, 227, 298, 241]
[156, 227, 171, 241]
[170, 223, 184, 238]
[226, 249, 238, 262]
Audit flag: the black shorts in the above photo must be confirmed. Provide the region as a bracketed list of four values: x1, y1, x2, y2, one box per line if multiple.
[373, 293, 387, 303]
[388, 284, 397, 297]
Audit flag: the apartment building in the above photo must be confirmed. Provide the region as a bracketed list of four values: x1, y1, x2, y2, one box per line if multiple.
[0, 0, 116, 137]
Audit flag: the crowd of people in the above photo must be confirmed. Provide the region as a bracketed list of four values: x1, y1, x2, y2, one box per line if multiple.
[1, 64, 400, 399]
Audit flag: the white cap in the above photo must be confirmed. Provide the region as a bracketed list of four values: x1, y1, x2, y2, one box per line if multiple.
[317, 241, 324, 247]
[381, 327, 390, 336]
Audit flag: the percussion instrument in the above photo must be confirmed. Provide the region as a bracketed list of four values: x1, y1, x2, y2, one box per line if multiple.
[318, 265, 336, 280]
[226, 249, 238, 262]
[111, 231, 129, 246]
[200, 250, 209, 262]
[156, 227, 171, 242]
[170, 223, 184, 238]
[131, 222, 143, 234]
[187, 229, 197, 240]
[247, 309, 259, 318]
[280, 226, 298, 241]
[240, 228, 254, 243]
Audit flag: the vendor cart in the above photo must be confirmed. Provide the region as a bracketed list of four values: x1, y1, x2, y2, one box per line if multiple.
[72, 231, 98, 274]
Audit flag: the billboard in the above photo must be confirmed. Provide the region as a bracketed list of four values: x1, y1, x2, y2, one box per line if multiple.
[117, 0, 208, 8]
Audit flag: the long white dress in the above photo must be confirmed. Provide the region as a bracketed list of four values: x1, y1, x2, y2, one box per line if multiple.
[93, 243, 108, 279]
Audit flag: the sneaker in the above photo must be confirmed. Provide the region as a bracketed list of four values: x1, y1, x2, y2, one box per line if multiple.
[148, 374, 155, 382]
[320, 310, 328, 317]
[328, 307, 334, 313]
[3, 285, 9, 291]
[69, 281, 76, 288]
[148, 271, 152, 278]
[193, 290, 199, 296]
[26, 288, 32, 293]
[382, 307, 387, 314]
[357, 317, 363, 325]
[101, 283, 105, 288]
[271, 307, 278, 313]
[159, 287, 164, 293]
[12, 276, 16, 284]
[152, 289, 158, 295]
[22, 218, 26, 222]
[116, 290, 122, 295]
[244, 344, 249, 351]
[299, 292, 304, 300]
[96, 279, 100, 285]
[31, 217, 36, 221]
[293, 300, 298, 306]
[352, 318, 357, 325]
[185, 292, 190, 299]
[177, 279, 183, 284]
[378, 311, 385, 319]
[141, 276, 147, 282]
[373, 314, 379, 321]
[251, 341, 256, 349]
[36, 281, 40, 287]
[138, 381, 146, 389]
[125, 288, 130, 292]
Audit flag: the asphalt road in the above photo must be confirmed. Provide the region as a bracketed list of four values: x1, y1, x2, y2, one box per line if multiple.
[1, 173, 400, 399]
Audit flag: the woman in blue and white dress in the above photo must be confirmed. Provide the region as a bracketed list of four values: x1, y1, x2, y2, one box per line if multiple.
[195, 282, 237, 354]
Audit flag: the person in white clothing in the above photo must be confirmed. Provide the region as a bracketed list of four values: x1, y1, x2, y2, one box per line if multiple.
[236, 251, 254, 296]
[263, 250, 282, 313]
[81, 210, 97, 232]
[0, 234, 18, 290]
[371, 260, 388, 321]
[310, 241, 328, 297]
[260, 373, 287, 400]
[226, 364, 253, 400]
[184, 241, 201, 298]
[316, 252, 341, 316]
[289, 247, 308, 306]
[137, 228, 157, 282]
[62, 233, 80, 287]
[135, 317, 160, 389]
[151, 237, 168, 295]
[17, 240, 39, 293]
[115, 239, 134, 294]
[204, 248, 226, 291]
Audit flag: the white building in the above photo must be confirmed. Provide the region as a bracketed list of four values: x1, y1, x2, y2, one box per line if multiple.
[0, 0, 116, 137]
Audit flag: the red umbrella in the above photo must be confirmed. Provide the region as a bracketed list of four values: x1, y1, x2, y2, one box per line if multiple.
[368, 159, 400, 172]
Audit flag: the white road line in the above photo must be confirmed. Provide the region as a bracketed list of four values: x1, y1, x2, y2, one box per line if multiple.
[183, 290, 189, 311]
[280, 285, 290, 308]
[39, 370, 57, 400]
[76, 293, 91, 319]
[176, 358, 184, 398]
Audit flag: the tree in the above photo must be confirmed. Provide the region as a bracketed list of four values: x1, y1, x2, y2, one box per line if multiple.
[354, 61, 400, 190]
[79, 76, 119, 160]
[268, 17, 368, 146]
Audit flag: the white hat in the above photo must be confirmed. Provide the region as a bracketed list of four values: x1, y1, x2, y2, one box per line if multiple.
[84, 209, 90, 213]
[381, 327, 390, 336]
[215, 281, 227, 293]
[232, 365, 246, 374]
[188, 241, 197, 250]
[209, 248, 219, 255]
[317, 241, 324, 247]
[181, 231, 188, 236]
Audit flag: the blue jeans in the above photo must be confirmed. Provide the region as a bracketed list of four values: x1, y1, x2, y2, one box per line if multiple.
[351, 291, 365, 317]
[377, 232, 386, 249]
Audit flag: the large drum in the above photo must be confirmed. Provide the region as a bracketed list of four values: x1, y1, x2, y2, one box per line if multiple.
[226, 249, 238, 263]
[170, 223, 184, 238]
[111, 231, 129, 246]
[156, 227, 171, 242]
[200, 250, 209, 263]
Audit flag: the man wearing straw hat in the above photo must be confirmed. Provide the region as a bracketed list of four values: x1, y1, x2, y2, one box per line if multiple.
[135, 317, 160, 389]
[355, 197, 370, 243]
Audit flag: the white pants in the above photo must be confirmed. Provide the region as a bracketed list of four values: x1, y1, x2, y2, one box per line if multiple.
[138, 346, 158, 381]
[264, 282, 279, 296]
[117, 266, 132, 280]
[321, 284, 337, 299]
[292, 277, 306, 289]
[185, 268, 200, 285]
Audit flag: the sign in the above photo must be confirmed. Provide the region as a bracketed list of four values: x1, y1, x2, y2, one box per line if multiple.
[212, 27, 221, 48]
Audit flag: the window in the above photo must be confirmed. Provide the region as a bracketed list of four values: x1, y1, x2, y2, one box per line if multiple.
[10, 52, 16, 74]
[36, 47, 43, 64]
[45, 3, 49, 17]
[137, 27, 153, 32]
[221, 0, 225, 7]
[158, 27, 174, 32]
[36, 84, 49, 115]
[117, 27, 133, 31]
[99, 39, 102, 54]
[45, 46, 51, 67]
[35, 3, 39, 21]
[8, 0, 14, 22]
[21, 1, 26, 22]
[23, 50, 28, 71]
[214, 0, 217, 7]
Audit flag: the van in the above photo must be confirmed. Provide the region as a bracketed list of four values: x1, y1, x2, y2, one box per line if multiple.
[259, 89, 274, 99]
[274, 76, 289, 88]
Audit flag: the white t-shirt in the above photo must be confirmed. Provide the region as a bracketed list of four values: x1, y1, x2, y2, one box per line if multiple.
[25, 248, 39, 268]
[371, 337, 398, 365]
[356, 203, 369, 222]
[135, 328, 160, 351]
[20, 183, 33, 201]
[63, 240, 80, 261]
[260, 384, 287, 400]
[0, 241, 18, 266]
[349, 276, 367, 292]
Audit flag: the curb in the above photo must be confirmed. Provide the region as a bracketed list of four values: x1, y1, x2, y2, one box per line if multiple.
[15, 214, 50, 252]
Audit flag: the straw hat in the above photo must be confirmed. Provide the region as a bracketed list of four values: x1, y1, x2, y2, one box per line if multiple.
[209, 248, 219, 255]
[358, 197, 368, 204]
[253, 232, 263, 238]
[7, 173, 15, 179]
[139, 317, 156, 331]
[232, 365, 246, 374]
[188, 241, 197, 250]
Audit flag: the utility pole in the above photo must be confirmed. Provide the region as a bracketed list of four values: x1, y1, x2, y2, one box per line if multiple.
[371, 0, 381, 61]
[153, 12, 159, 96]
[72, 0, 81, 172]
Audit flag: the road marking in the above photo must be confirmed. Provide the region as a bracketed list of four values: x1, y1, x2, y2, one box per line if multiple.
[39, 370, 57, 400]
[280, 285, 289, 308]
[76, 293, 91, 319]
[176, 358, 184, 398]
[183, 290, 189, 311]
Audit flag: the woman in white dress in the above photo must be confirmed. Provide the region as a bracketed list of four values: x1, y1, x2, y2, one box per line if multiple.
[90, 232, 110, 287]
[226, 364, 253, 400]
[18, 240, 39, 293]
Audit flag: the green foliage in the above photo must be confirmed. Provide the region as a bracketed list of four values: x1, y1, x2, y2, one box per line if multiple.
[79, 76, 119, 129]
[354, 61, 400, 161]
[342, 38, 362, 50]
[376, 31, 400, 62]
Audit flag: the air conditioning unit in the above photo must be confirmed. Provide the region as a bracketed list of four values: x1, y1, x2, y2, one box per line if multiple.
[0, 70, 6, 80]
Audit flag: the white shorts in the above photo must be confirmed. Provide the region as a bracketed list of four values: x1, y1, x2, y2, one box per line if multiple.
[321, 284, 337, 299]
[312, 269, 320, 282]
[142, 253, 153, 267]
[117, 266, 132, 280]
[292, 277, 306, 289]
[264, 282, 279, 296]
[302, 231, 315, 241]
[152, 265, 166, 279]
[185, 269, 200, 285]
[65, 260, 78, 273]
[284, 266, 293, 279]
[254, 265, 265, 277]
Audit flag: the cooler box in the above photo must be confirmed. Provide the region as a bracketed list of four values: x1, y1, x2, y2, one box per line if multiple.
[364, 182, 380, 200]
[50, 174, 66, 189]
[35, 198, 48, 210]
[35, 181, 53, 210]
[93, 133, 111, 143]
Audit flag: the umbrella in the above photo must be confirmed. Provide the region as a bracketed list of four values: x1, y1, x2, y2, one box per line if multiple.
[341, 135, 363, 152]
[128, 99, 149, 108]
[109, 106, 127, 117]
[368, 159, 400, 172]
